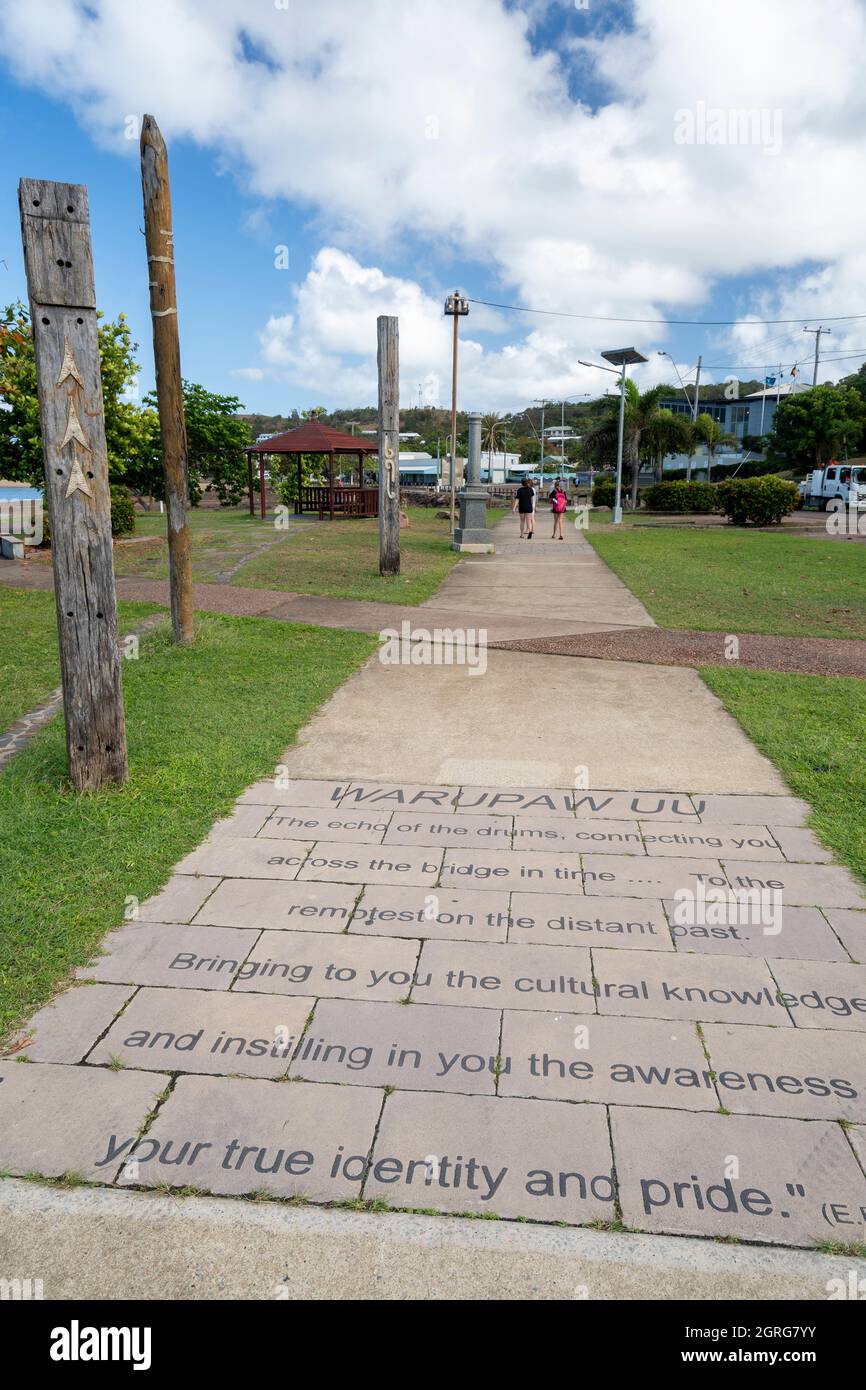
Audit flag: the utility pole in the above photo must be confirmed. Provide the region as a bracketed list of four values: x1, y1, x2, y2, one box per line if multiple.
[140, 113, 194, 645]
[692, 354, 702, 422]
[444, 291, 468, 533]
[377, 315, 400, 576]
[19, 178, 128, 790]
[534, 399, 547, 496]
[804, 326, 830, 386]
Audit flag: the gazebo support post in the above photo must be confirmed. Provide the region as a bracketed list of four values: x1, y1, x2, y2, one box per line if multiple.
[329, 450, 335, 520]
[296, 456, 302, 515]
[259, 453, 266, 521]
[247, 453, 254, 515]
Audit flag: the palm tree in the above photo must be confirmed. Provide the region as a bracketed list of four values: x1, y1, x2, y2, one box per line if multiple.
[582, 382, 668, 508]
[695, 412, 737, 481]
[481, 412, 504, 475]
[643, 409, 695, 482]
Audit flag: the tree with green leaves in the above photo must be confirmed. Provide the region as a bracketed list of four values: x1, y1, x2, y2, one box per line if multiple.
[0, 301, 154, 487]
[581, 381, 668, 508]
[769, 384, 866, 468]
[694, 412, 737, 480]
[643, 408, 694, 482]
[142, 381, 251, 505]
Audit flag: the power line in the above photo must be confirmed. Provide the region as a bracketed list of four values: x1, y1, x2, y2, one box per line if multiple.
[467, 296, 866, 328]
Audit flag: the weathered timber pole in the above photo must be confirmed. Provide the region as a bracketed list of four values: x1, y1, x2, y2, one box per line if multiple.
[19, 179, 128, 790]
[377, 315, 400, 575]
[140, 114, 194, 645]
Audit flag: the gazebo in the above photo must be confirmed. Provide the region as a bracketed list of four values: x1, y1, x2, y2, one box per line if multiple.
[245, 421, 380, 520]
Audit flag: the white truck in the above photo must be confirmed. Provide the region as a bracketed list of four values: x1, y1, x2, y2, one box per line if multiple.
[798, 462, 866, 510]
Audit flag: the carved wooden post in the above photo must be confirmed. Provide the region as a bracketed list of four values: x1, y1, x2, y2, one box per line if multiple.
[18, 179, 128, 790]
[377, 315, 400, 575]
[140, 114, 194, 645]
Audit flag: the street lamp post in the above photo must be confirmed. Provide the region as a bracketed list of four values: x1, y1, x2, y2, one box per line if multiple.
[579, 348, 648, 525]
[444, 291, 469, 534]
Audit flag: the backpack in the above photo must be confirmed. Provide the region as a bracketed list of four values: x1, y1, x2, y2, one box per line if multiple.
[551, 490, 566, 514]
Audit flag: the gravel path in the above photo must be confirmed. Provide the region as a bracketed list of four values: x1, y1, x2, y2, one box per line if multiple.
[491, 626, 866, 676]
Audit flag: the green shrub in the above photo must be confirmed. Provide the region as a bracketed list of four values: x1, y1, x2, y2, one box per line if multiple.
[642, 480, 719, 513]
[592, 476, 616, 508]
[717, 475, 799, 526]
[109, 486, 136, 537]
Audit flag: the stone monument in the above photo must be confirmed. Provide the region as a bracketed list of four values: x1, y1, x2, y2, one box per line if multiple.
[452, 411, 494, 553]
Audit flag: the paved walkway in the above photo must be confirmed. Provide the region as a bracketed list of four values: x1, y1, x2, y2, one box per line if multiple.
[2, 513, 866, 1298]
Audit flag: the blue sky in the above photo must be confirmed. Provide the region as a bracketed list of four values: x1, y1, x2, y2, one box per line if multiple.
[2, 0, 865, 414]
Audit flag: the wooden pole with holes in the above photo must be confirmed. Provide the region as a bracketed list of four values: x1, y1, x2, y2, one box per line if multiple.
[377, 315, 400, 575]
[140, 113, 194, 645]
[18, 179, 128, 790]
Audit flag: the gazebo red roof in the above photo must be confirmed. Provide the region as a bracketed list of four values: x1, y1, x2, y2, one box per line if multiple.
[246, 421, 379, 454]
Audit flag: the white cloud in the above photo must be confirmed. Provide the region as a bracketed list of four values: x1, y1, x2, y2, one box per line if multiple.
[2, 0, 865, 403]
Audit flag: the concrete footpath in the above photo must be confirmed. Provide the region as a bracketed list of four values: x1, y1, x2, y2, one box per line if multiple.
[2, 514, 865, 1301]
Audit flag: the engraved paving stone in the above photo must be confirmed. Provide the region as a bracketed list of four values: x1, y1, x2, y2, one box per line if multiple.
[441, 847, 585, 895]
[414, 939, 594, 1012]
[580, 854, 726, 901]
[499, 1011, 714, 1110]
[289, 999, 501, 1093]
[297, 842, 443, 887]
[722, 859, 866, 910]
[258, 808, 390, 844]
[118, 1075, 382, 1199]
[237, 778, 350, 808]
[508, 892, 672, 950]
[365, 1090, 615, 1223]
[193, 879, 359, 933]
[4, 984, 134, 1063]
[79, 923, 259, 990]
[350, 886, 511, 943]
[340, 782, 459, 811]
[383, 810, 513, 851]
[701, 1023, 866, 1122]
[208, 805, 273, 838]
[88, 988, 315, 1078]
[641, 822, 783, 861]
[822, 910, 866, 962]
[666, 902, 849, 961]
[138, 875, 222, 923]
[692, 794, 809, 827]
[514, 816, 645, 856]
[593, 948, 792, 1026]
[611, 1107, 866, 1246]
[770, 959, 866, 1032]
[175, 836, 313, 880]
[231, 929, 420, 1002]
[0, 1062, 169, 1181]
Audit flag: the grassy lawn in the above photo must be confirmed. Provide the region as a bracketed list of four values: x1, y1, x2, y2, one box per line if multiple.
[586, 527, 866, 639]
[0, 589, 160, 730]
[701, 667, 866, 890]
[0, 603, 376, 1039]
[96, 505, 505, 605]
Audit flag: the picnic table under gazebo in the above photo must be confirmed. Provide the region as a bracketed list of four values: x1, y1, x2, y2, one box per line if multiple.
[245, 421, 380, 520]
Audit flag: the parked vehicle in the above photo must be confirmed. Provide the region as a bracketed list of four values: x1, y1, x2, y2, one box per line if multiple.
[798, 462, 866, 509]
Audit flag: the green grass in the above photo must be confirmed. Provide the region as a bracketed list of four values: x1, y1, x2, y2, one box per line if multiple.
[236, 505, 462, 603]
[586, 527, 866, 638]
[0, 606, 376, 1039]
[701, 666, 866, 887]
[0, 589, 160, 729]
[99, 504, 505, 606]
